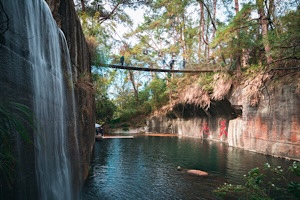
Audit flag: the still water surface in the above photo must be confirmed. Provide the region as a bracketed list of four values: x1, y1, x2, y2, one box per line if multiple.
[81, 135, 293, 200]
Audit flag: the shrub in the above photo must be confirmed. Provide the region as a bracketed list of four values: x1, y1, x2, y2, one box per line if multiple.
[214, 162, 300, 200]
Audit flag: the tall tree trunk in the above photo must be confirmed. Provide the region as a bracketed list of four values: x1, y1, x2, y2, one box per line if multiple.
[80, 0, 86, 12]
[129, 71, 139, 104]
[234, 0, 239, 13]
[181, 12, 188, 68]
[269, 0, 275, 19]
[197, 2, 204, 62]
[257, 0, 273, 64]
[201, 2, 208, 59]
[235, 0, 242, 74]
[205, 17, 210, 59]
[268, 0, 275, 29]
[212, 0, 217, 39]
[208, 0, 217, 61]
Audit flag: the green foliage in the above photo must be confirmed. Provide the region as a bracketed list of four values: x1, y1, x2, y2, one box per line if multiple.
[77, 0, 300, 126]
[93, 71, 117, 123]
[198, 73, 215, 93]
[148, 77, 168, 110]
[125, 0, 199, 67]
[96, 95, 116, 123]
[107, 76, 168, 126]
[243, 64, 263, 78]
[212, 3, 260, 68]
[268, 8, 300, 62]
[212, 1, 300, 68]
[214, 162, 300, 200]
[112, 87, 148, 123]
[0, 101, 35, 189]
[121, 123, 130, 131]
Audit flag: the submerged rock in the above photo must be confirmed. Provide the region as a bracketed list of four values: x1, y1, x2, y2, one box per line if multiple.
[187, 169, 208, 176]
[177, 166, 208, 176]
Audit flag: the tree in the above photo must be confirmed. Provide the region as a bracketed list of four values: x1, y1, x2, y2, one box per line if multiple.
[256, 0, 273, 64]
[92, 69, 117, 123]
[196, 0, 218, 61]
[127, 0, 216, 70]
[234, 0, 242, 73]
[75, 0, 151, 24]
[80, 0, 86, 12]
[147, 76, 168, 110]
[212, 2, 257, 69]
[75, 0, 300, 124]
[268, 1, 300, 68]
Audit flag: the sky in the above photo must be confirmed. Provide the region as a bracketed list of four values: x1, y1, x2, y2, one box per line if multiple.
[114, 7, 145, 45]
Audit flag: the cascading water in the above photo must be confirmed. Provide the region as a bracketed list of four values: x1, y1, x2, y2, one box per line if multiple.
[1, 0, 79, 199]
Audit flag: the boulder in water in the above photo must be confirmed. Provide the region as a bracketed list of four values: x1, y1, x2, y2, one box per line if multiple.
[187, 169, 208, 176]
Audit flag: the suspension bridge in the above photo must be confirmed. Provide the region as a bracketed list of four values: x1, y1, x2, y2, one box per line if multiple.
[102, 64, 226, 73]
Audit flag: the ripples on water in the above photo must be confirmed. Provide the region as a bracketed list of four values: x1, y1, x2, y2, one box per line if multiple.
[81, 135, 293, 200]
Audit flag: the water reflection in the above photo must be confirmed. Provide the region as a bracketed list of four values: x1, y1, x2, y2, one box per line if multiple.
[81, 136, 293, 200]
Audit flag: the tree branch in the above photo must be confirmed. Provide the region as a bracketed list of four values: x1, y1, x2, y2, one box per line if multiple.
[269, 56, 300, 64]
[197, 0, 217, 31]
[99, 0, 123, 24]
[267, 56, 300, 70]
[278, 44, 300, 49]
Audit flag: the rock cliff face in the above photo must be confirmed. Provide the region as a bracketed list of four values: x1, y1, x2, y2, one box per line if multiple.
[147, 99, 238, 141]
[147, 74, 300, 160]
[0, 0, 94, 199]
[228, 79, 300, 160]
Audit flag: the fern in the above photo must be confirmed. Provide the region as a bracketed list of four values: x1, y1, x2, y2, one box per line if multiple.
[0, 100, 35, 188]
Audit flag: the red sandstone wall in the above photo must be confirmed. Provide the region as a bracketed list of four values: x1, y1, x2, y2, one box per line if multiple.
[147, 84, 300, 160]
[229, 84, 300, 160]
[147, 100, 236, 142]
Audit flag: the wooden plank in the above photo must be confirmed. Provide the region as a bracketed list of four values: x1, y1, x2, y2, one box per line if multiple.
[144, 133, 178, 137]
[95, 135, 134, 140]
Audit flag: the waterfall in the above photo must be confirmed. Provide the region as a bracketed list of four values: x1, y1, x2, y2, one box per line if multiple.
[1, 0, 79, 199]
